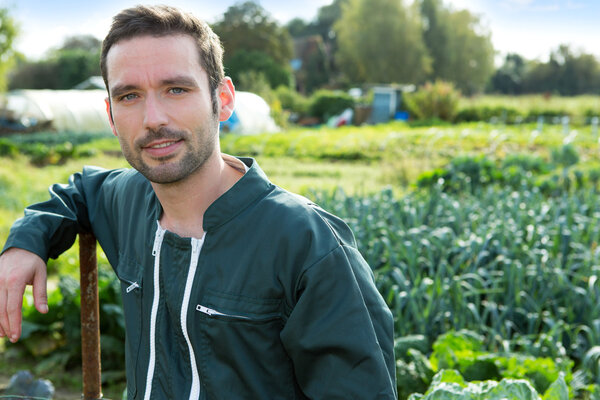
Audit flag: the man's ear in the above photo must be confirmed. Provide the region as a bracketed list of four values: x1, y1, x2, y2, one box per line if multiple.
[105, 97, 118, 136]
[217, 77, 235, 122]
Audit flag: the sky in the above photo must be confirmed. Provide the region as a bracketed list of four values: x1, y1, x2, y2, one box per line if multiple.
[1, 0, 598, 63]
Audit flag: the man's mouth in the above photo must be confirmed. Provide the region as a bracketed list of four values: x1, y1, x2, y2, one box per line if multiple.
[142, 139, 184, 158]
[147, 140, 179, 149]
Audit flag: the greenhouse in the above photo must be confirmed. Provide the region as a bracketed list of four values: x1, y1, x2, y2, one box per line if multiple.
[0, 89, 111, 134]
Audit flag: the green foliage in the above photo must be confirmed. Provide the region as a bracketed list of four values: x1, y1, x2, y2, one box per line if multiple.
[311, 177, 600, 397]
[51, 47, 101, 89]
[226, 50, 292, 90]
[487, 45, 600, 96]
[430, 331, 572, 394]
[404, 80, 461, 122]
[416, 148, 583, 195]
[408, 369, 569, 400]
[0, 131, 108, 165]
[212, 1, 293, 66]
[454, 105, 523, 123]
[489, 54, 527, 95]
[17, 266, 125, 376]
[551, 144, 580, 168]
[524, 45, 600, 96]
[9, 35, 100, 90]
[456, 94, 600, 125]
[397, 348, 435, 399]
[335, 0, 431, 84]
[0, 138, 18, 157]
[274, 85, 310, 116]
[0, 7, 19, 91]
[307, 89, 355, 121]
[420, 0, 495, 95]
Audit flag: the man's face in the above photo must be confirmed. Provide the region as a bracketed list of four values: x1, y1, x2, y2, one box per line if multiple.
[106, 34, 223, 184]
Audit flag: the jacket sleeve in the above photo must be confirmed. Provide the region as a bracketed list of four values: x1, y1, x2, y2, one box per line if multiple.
[1, 166, 115, 262]
[280, 244, 397, 399]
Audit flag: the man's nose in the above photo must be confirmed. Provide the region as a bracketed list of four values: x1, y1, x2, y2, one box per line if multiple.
[143, 94, 169, 129]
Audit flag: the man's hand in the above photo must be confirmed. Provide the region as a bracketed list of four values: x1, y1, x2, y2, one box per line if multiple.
[0, 248, 47, 343]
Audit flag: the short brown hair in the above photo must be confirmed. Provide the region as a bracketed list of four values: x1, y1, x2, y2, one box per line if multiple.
[100, 5, 224, 102]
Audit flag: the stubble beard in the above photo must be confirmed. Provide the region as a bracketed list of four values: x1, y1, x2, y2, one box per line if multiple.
[119, 119, 219, 184]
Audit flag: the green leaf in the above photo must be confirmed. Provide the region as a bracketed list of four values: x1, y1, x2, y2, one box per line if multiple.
[542, 373, 569, 400]
[487, 379, 540, 400]
[430, 369, 467, 388]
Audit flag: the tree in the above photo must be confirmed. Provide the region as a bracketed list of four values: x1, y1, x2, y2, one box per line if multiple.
[521, 45, 600, 95]
[286, 0, 348, 92]
[0, 7, 19, 91]
[9, 34, 100, 90]
[212, 1, 293, 90]
[553, 45, 600, 95]
[488, 53, 526, 94]
[226, 50, 291, 89]
[420, 0, 494, 94]
[335, 0, 431, 84]
[212, 1, 293, 66]
[286, 18, 309, 38]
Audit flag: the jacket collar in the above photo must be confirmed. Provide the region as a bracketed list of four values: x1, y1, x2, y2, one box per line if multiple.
[202, 157, 273, 232]
[149, 157, 273, 233]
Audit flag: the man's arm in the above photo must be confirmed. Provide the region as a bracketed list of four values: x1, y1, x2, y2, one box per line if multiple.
[0, 248, 48, 342]
[281, 244, 397, 399]
[0, 166, 117, 343]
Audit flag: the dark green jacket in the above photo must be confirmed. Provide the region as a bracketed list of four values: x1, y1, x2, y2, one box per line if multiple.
[4, 157, 397, 399]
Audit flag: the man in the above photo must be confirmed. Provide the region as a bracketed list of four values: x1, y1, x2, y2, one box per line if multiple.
[0, 5, 396, 399]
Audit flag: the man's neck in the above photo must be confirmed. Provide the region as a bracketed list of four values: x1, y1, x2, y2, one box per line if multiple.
[152, 152, 243, 239]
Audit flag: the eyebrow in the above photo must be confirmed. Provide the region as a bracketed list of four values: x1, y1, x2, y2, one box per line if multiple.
[110, 76, 199, 100]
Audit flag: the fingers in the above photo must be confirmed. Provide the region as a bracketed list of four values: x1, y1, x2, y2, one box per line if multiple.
[0, 248, 47, 343]
[6, 281, 25, 342]
[33, 266, 48, 314]
[0, 283, 7, 339]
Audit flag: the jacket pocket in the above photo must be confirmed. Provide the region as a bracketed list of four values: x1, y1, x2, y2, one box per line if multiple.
[115, 256, 144, 399]
[194, 291, 298, 399]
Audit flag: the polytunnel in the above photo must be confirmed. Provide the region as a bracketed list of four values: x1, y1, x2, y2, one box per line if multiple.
[0, 89, 111, 134]
[220, 91, 279, 135]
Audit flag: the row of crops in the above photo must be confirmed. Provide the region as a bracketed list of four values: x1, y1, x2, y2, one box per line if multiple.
[314, 182, 600, 398]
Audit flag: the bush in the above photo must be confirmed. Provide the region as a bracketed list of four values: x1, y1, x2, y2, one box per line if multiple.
[455, 105, 523, 123]
[307, 89, 355, 122]
[403, 80, 460, 122]
[0, 138, 18, 157]
[274, 85, 310, 117]
[526, 108, 570, 121]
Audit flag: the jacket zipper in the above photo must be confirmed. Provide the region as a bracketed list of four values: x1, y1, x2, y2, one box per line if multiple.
[196, 305, 251, 320]
[126, 281, 140, 293]
[143, 223, 166, 400]
[181, 235, 205, 400]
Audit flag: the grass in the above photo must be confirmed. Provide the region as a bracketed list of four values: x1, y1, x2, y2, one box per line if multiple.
[459, 94, 600, 122]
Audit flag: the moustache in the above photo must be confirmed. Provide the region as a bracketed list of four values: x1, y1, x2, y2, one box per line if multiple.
[136, 127, 187, 148]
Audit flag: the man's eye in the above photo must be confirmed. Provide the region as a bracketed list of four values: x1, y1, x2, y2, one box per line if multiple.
[120, 93, 138, 101]
[170, 87, 186, 94]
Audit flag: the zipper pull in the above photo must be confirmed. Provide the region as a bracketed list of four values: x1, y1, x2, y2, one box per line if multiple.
[196, 305, 216, 315]
[126, 282, 140, 293]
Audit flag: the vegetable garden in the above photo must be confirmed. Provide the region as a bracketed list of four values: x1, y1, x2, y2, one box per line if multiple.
[2, 115, 600, 398]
